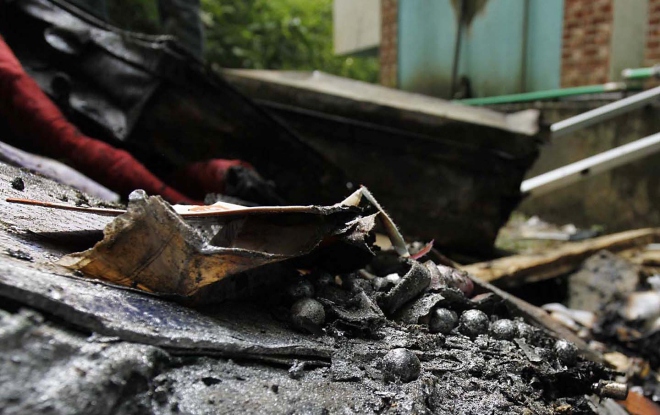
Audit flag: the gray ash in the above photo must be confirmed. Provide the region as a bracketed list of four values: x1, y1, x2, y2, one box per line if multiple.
[5, 248, 33, 262]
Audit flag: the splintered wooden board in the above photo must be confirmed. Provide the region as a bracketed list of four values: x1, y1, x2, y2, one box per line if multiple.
[463, 228, 660, 287]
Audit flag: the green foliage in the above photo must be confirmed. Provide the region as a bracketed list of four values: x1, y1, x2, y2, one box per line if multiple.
[200, 0, 379, 83]
[98, 0, 379, 83]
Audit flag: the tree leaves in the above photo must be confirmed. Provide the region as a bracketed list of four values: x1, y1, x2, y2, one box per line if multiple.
[105, 0, 378, 84]
[200, 0, 378, 82]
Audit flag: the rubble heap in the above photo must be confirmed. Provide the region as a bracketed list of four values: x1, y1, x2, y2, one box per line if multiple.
[0, 163, 622, 414]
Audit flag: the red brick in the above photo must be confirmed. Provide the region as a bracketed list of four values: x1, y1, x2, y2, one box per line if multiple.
[380, 0, 398, 88]
[583, 48, 598, 57]
[647, 0, 660, 64]
[561, 0, 613, 87]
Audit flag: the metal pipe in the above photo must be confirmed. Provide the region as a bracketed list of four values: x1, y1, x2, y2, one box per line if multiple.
[551, 84, 660, 138]
[455, 82, 626, 106]
[449, 0, 466, 98]
[622, 65, 660, 80]
[592, 380, 629, 401]
[521, 132, 660, 197]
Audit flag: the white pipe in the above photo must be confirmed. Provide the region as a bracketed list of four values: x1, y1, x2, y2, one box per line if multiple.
[522, 132, 660, 196]
[551, 85, 660, 138]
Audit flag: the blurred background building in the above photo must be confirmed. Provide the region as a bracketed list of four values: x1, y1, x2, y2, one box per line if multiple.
[335, 0, 658, 99]
[334, 0, 660, 235]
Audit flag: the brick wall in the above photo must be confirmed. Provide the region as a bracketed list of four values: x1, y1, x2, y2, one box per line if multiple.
[380, 0, 398, 87]
[561, 0, 613, 87]
[646, 0, 660, 66]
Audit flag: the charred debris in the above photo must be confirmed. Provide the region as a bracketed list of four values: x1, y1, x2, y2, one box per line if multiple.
[0, 2, 650, 413]
[0, 162, 632, 415]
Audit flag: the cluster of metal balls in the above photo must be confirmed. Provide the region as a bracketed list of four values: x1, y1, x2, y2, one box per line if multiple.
[428, 308, 531, 341]
[285, 276, 580, 384]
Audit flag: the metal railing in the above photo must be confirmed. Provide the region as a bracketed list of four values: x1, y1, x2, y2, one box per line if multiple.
[550, 84, 660, 138]
[521, 84, 660, 197]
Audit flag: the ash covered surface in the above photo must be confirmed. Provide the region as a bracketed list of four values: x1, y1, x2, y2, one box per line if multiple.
[560, 250, 660, 404]
[0, 162, 617, 414]
[0, 304, 609, 415]
[0, 261, 614, 414]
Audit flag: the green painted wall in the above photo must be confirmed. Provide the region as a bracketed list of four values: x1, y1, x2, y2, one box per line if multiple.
[398, 0, 564, 98]
[457, 1, 526, 97]
[525, 0, 563, 92]
[398, 1, 458, 97]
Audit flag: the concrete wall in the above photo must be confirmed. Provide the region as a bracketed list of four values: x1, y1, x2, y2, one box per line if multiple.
[609, 0, 646, 81]
[333, 0, 381, 56]
[494, 101, 660, 231]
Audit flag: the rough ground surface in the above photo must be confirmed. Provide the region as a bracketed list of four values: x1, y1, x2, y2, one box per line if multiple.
[0, 305, 606, 415]
[567, 250, 639, 312]
[0, 162, 612, 414]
